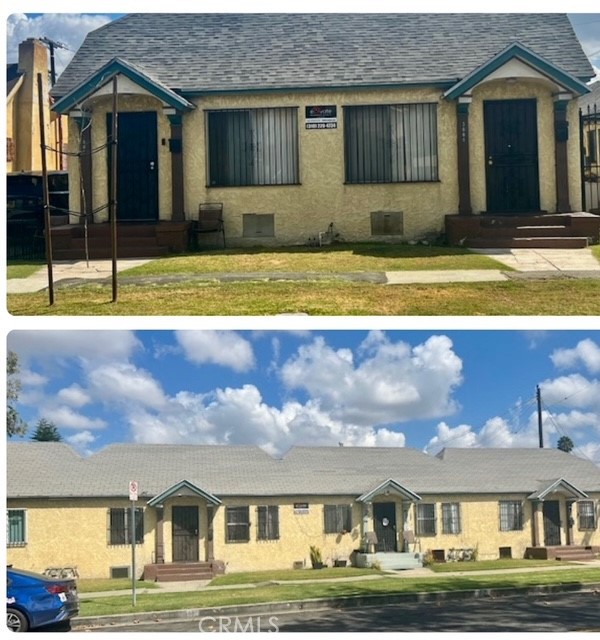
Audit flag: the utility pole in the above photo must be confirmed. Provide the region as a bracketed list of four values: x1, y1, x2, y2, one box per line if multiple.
[536, 385, 544, 448]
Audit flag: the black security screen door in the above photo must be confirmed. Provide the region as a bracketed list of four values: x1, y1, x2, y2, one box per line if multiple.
[107, 111, 158, 222]
[543, 501, 561, 547]
[484, 99, 540, 213]
[172, 506, 199, 562]
[373, 502, 397, 552]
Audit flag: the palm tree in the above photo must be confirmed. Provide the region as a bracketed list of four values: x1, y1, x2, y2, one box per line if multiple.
[557, 436, 574, 453]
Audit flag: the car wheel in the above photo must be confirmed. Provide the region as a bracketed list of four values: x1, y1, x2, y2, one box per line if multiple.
[6, 608, 29, 632]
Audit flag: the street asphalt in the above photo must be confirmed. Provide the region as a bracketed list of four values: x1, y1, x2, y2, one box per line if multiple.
[6, 248, 600, 294]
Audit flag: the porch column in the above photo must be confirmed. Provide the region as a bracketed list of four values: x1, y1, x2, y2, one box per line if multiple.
[531, 501, 543, 547]
[71, 113, 93, 224]
[166, 110, 185, 222]
[554, 94, 573, 213]
[566, 500, 576, 546]
[456, 96, 473, 215]
[206, 505, 215, 561]
[155, 507, 164, 563]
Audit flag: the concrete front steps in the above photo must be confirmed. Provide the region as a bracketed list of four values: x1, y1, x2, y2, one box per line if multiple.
[49, 221, 191, 260]
[525, 545, 599, 561]
[355, 552, 423, 570]
[445, 212, 600, 249]
[143, 561, 225, 582]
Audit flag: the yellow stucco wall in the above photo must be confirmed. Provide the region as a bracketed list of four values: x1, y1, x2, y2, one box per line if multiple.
[8, 494, 598, 577]
[7, 499, 156, 580]
[65, 78, 584, 241]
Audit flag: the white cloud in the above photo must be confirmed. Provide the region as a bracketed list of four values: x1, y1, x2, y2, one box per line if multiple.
[8, 331, 141, 365]
[175, 330, 255, 373]
[20, 368, 47, 386]
[6, 13, 113, 76]
[551, 339, 600, 374]
[42, 406, 106, 431]
[280, 334, 463, 426]
[57, 384, 91, 408]
[539, 374, 600, 409]
[65, 430, 97, 457]
[87, 363, 167, 410]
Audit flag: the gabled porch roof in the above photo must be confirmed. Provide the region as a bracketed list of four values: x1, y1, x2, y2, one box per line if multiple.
[444, 41, 591, 101]
[147, 479, 222, 507]
[527, 477, 589, 501]
[357, 478, 421, 503]
[52, 57, 195, 115]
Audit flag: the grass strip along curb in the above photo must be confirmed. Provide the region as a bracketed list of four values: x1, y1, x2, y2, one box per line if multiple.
[74, 569, 600, 626]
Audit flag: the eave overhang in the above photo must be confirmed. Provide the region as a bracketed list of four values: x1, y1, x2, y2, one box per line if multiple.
[357, 478, 421, 503]
[527, 477, 589, 501]
[444, 42, 591, 101]
[147, 479, 221, 507]
[52, 57, 195, 115]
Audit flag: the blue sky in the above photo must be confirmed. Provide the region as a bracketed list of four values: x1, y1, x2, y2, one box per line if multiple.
[4, 9, 600, 80]
[7, 330, 600, 464]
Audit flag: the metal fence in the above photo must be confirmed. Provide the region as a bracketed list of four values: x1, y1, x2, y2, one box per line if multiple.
[581, 101, 600, 214]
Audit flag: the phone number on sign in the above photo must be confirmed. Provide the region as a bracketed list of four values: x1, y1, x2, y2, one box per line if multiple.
[306, 122, 337, 129]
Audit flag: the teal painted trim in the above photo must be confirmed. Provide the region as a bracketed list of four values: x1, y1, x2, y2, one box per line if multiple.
[147, 479, 221, 507]
[52, 58, 194, 114]
[443, 42, 591, 101]
[357, 478, 421, 503]
[167, 114, 183, 126]
[457, 102, 471, 114]
[180, 80, 456, 99]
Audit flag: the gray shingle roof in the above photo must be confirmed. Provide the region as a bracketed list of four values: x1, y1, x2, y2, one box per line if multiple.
[51, 13, 594, 98]
[7, 443, 600, 500]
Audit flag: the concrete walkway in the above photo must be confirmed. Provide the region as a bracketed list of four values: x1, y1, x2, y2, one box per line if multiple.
[6, 248, 600, 294]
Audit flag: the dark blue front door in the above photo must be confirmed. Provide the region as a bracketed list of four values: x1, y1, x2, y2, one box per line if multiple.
[107, 111, 158, 222]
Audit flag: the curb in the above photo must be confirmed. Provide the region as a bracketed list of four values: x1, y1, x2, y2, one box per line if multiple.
[72, 581, 600, 630]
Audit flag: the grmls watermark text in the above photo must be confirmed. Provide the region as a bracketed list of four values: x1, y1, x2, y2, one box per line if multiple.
[199, 616, 280, 633]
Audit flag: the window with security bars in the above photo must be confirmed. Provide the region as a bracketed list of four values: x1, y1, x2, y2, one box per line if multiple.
[108, 508, 144, 545]
[208, 108, 299, 186]
[344, 103, 438, 184]
[499, 501, 523, 531]
[578, 501, 597, 530]
[416, 503, 436, 535]
[441, 503, 461, 534]
[7, 509, 26, 546]
[324, 504, 352, 534]
[257, 505, 280, 540]
[226, 506, 250, 542]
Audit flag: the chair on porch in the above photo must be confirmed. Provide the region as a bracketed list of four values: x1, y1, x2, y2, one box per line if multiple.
[194, 202, 225, 249]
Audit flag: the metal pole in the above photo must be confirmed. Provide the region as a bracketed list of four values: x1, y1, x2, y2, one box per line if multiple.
[110, 76, 119, 302]
[37, 72, 54, 305]
[131, 501, 136, 607]
[536, 385, 544, 448]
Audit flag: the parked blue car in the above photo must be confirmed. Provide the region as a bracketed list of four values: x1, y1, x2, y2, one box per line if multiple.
[6, 567, 79, 632]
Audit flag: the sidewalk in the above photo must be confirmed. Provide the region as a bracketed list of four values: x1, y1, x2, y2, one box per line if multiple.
[7, 248, 600, 294]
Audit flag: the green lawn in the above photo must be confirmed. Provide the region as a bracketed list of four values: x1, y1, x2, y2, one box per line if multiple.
[77, 578, 159, 593]
[6, 261, 45, 279]
[78, 568, 600, 618]
[8, 278, 600, 316]
[118, 244, 508, 276]
[592, 245, 600, 262]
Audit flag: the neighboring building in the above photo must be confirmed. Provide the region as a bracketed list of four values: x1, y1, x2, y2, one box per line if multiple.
[6, 443, 600, 579]
[6, 38, 65, 173]
[580, 80, 600, 213]
[48, 14, 600, 256]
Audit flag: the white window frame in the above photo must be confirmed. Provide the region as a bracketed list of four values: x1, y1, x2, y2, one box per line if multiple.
[7, 508, 27, 546]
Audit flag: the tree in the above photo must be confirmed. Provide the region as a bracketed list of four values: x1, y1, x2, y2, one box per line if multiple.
[30, 419, 63, 442]
[7, 350, 27, 437]
[557, 436, 574, 453]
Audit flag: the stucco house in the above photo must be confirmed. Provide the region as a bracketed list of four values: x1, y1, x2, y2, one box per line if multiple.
[47, 13, 600, 259]
[6, 443, 600, 580]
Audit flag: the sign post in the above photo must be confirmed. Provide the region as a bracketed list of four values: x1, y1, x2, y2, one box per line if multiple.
[128, 481, 138, 607]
